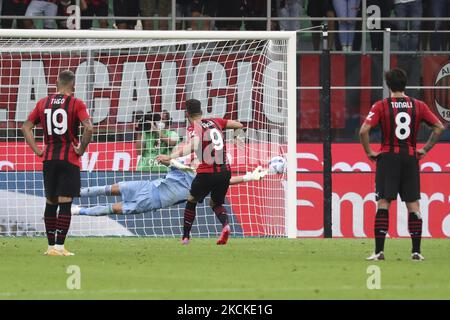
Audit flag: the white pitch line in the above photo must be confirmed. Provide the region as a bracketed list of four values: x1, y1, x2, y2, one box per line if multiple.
[0, 287, 354, 297]
[1, 285, 448, 298]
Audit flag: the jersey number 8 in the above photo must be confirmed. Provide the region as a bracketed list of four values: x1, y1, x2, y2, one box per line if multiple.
[44, 108, 68, 135]
[395, 112, 411, 140]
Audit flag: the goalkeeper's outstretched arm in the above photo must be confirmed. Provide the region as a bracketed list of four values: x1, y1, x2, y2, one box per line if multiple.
[166, 157, 267, 185]
[230, 166, 267, 185]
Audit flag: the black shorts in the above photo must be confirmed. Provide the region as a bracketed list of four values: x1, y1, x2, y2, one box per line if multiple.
[190, 171, 232, 205]
[1, 0, 29, 28]
[191, 0, 218, 16]
[307, 0, 334, 17]
[81, 1, 109, 29]
[43, 160, 81, 198]
[375, 152, 420, 202]
[87, 1, 109, 17]
[113, 0, 139, 28]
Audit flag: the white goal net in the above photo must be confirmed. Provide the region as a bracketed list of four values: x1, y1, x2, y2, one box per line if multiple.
[0, 30, 296, 238]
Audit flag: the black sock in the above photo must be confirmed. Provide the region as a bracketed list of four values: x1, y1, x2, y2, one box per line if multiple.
[374, 208, 389, 254]
[183, 201, 197, 239]
[212, 205, 228, 227]
[44, 203, 58, 246]
[56, 202, 72, 245]
[408, 212, 422, 253]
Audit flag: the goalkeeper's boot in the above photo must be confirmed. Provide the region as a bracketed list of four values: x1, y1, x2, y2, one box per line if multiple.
[71, 205, 81, 216]
[366, 251, 385, 261]
[181, 237, 190, 245]
[216, 224, 231, 245]
[411, 252, 425, 261]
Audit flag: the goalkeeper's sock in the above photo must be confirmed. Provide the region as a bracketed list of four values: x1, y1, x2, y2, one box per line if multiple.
[374, 208, 389, 254]
[79, 205, 114, 216]
[408, 212, 423, 254]
[212, 205, 229, 227]
[44, 203, 58, 246]
[56, 202, 72, 246]
[183, 201, 197, 239]
[80, 185, 113, 197]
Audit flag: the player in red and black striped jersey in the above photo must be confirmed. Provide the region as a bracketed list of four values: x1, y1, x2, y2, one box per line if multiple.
[157, 99, 243, 245]
[21, 70, 93, 256]
[360, 68, 444, 261]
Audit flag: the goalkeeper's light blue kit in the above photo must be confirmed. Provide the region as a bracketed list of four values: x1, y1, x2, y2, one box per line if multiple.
[79, 168, 196, 216]
[119, 167, 195, 214]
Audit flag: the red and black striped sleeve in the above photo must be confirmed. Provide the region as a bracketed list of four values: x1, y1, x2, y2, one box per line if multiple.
[419, 100, 441, 127]
[27, 100, 43, 125]
[74, 99, 90, 123]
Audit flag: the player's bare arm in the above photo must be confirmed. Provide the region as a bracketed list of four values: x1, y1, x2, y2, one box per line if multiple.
[359, 123, 380, 161]
[157, 157, 195, 172]
[73, 118, 93, 156]
[417, 121, 445, 160]
[164, 137, 199, 160]
[225, 119, 244, 130]
[21, 120, 44, 157]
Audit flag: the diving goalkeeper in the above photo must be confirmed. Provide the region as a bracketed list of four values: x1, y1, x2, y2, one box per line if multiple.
[72, 158, 267, 216]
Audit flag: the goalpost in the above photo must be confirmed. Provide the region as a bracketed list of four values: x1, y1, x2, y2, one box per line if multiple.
[0, 30, 297, 238]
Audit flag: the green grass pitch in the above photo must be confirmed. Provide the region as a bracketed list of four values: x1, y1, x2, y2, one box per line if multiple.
[1, 238, 449, 299]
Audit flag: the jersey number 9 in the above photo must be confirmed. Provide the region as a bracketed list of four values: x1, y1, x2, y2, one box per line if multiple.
[209, 128, 224, 151]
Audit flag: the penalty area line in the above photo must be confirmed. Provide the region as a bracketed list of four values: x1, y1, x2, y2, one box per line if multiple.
[0, 287, 351, 297]
[0, 285, 445, 297]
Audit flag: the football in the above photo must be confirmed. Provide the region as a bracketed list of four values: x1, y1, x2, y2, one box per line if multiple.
[268, 156, 286, 174]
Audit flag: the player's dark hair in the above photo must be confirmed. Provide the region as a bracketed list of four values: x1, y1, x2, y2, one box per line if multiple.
[162, 109, 172, 126]
[185, 99, 202, 117]
[137, 112, 161, 131]
[57, 70, 75, 88]
[385, 68, 407, 93]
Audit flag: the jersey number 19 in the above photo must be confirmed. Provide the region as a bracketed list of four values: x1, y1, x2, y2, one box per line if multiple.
[44, 109, 68, 135]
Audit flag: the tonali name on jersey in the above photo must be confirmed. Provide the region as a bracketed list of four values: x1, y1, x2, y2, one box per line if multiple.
[390, 101, 413, 109]
[187, 118, 231, 174]
[364, 96, 440, 156]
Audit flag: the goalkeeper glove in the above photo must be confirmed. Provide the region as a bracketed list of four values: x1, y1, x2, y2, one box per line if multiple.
[243, 166, 268, 182]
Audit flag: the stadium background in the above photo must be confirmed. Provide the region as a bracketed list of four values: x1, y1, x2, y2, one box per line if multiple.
[0, 0, 449, 238]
